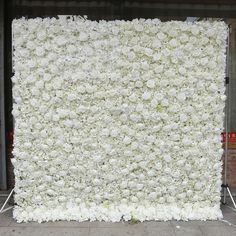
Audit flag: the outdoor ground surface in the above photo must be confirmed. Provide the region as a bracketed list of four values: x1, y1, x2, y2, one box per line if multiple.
[1, 198, 236, 236]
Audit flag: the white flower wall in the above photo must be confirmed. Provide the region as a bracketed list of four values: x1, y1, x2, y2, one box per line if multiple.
[12, 17, 227, 222]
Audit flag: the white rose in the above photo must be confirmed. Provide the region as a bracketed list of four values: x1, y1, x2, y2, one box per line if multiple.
[123, 136, 131, 145]
[55, 36, 67, 46]
[135, 81, 143, 88]
[134, 24, 144, 32]
[35, 47, 45, 56]
[169, 39, 179, 47]
[146, 80, 155, 88]
[142, 92, 152, 100]
[135, 104, 144, 112]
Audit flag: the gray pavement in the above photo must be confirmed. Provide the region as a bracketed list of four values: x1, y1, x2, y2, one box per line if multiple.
[1, 200, 236, 236]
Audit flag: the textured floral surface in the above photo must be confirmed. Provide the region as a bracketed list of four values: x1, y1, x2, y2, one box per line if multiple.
[12, 17, 227, 222]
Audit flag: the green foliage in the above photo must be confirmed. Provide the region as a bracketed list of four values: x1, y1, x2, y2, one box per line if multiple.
[156, 104, 163, 112]
[129, 216, 139, 224]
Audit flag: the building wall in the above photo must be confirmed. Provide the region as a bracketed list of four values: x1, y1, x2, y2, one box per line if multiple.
[223, 19, 236, 187]
[223, 149, 236, 187]
[0, 0, 7, 190]
[227, 19, 236, 132]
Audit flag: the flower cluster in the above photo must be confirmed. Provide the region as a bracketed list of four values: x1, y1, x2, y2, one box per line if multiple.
[12, 17, 227, 222]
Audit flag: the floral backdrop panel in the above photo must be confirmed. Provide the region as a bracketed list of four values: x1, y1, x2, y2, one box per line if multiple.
[12, 17, 227, 222]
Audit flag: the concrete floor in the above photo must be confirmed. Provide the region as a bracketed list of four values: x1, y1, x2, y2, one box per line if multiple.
[1, 200, 236, 236]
